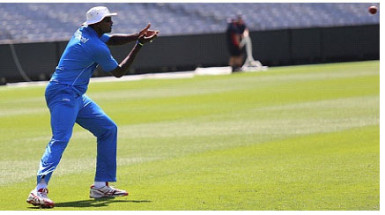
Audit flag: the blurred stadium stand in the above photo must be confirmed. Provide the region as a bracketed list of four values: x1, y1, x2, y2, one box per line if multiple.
[0, 3, 380, 43]
[0, 3, 379, 83]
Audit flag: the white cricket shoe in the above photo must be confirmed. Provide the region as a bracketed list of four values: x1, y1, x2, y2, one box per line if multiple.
[26, 188, 55, 208]
[90, 182, 128, 198]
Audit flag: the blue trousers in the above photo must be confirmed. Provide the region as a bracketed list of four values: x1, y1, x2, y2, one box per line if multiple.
[37, 82, 117, 184]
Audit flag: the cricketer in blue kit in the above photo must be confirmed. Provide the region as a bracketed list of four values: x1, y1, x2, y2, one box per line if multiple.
[26, 6, 159, 208]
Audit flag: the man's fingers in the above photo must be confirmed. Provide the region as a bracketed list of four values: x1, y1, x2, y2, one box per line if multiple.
[144, 23, 151, 31]
[139, 23, 151, 37]
[138, 28, 158, 44]
[144, 34, 157, 40]
[146, 30, 159, 37]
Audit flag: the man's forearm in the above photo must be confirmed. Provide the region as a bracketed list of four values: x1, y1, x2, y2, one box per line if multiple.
[109, 28, 158, 78]
[107, 33, 139, 46]
[110, 42, 142, 78]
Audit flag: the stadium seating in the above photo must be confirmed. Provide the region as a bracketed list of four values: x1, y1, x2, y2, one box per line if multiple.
[0, 3, 379, 43]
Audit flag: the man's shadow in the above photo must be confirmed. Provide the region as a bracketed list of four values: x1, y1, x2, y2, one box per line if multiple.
[29, 198, 151, 209]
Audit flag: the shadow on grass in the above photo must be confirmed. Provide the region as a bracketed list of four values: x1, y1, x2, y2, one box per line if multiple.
[55, 198, 152, 208]
[28, 198, 151, 209]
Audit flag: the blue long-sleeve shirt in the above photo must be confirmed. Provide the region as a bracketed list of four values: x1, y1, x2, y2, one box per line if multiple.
[50, 26, 118, 95]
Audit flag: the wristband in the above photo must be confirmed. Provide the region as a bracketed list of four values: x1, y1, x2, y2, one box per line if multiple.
[136, 40, 143, 46]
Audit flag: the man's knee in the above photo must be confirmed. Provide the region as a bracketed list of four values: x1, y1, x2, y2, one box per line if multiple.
[51, 129, 73, 145]
[98, 119, 117, 139]
[107, 121, 118, 135]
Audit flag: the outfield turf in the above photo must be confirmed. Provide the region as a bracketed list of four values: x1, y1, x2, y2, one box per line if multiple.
[0, 61, 379, 210]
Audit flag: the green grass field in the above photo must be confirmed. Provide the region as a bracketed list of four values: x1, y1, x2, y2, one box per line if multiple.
[0, 61, 379, 210]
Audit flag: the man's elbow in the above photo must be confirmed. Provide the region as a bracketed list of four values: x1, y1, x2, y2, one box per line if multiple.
[114, 73, 124, 78]
[113, 71, 124, 78]
[110, 67, 125, 78]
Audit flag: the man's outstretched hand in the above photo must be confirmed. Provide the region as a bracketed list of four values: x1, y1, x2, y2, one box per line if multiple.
[138, 23, 159, 44]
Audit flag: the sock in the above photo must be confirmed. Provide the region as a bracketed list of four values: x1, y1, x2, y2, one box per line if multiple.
[36, 179, 47, 191]
[94, 181, 107, 188]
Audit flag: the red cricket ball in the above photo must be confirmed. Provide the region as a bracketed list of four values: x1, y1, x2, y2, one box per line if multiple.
[369, 6, 377, 15]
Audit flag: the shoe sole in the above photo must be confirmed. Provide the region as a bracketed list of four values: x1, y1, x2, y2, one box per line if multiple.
[26, 199, 54, 208]
[26, 194, 54, 208]
[90, 192, 129, 199]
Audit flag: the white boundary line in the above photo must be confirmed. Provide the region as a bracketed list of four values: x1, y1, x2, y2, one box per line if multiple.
[2, 66, 269, 88]
[2, 70, 196, 88]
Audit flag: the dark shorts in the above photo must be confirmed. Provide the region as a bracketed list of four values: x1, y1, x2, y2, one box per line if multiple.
[228, 46, 243, 56]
